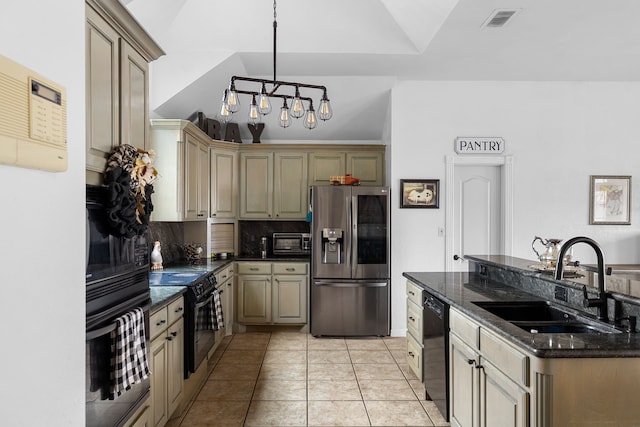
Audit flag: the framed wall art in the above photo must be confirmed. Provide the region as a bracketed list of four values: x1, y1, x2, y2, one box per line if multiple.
[589, 175, 631, 225]
[400, 179, 439, 209]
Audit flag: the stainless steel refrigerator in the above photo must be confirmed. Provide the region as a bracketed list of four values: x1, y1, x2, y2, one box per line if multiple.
[310, 185, 390, 336]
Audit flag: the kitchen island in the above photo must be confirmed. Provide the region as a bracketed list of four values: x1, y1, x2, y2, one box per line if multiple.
[404, 255, 640, 427]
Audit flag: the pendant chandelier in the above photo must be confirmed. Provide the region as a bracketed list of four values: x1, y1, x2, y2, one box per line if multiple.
[218, 0, 333, 129]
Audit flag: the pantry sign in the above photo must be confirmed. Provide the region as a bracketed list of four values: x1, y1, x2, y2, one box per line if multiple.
[455, 137, 504, 154]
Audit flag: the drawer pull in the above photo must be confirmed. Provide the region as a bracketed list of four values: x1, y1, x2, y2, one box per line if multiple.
[156, 319, 166, 326]
[222, 275, 227, 279]
[408, 290, 415, 296]
[171, 331, 177, 337]
[286, 268, 295, 271]
[250, 268, 259, 271]
[166, 336, 173, 341]
[174, 307, 183, 313]
[408, 316, 415, 321]
[408, 351, 415, 358]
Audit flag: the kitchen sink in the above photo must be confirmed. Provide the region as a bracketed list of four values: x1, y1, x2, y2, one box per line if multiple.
[473, 300, 575, 322]
[472, 300, 621, 334]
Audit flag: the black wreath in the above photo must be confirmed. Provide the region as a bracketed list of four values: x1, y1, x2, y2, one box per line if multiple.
[104, 166, 154, 238]
[103, 144, 156, 238]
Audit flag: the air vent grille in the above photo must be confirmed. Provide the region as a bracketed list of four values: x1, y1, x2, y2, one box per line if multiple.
[484, 10, 518, 28]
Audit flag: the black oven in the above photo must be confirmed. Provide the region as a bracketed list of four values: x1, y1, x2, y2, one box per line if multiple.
[86, 185, 151, 427]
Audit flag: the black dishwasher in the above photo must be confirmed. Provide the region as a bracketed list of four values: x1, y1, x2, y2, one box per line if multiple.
[423, 289, 450, 421]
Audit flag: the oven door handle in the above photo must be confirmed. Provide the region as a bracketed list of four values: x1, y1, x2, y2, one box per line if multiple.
[86, 301, 151, 341]
[194, 295, 214, 310]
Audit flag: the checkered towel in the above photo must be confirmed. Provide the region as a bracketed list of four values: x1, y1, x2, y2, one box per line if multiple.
[110, 308, 150, 399]
[196, 290, 225, 331]
[213, 289, 224, 330]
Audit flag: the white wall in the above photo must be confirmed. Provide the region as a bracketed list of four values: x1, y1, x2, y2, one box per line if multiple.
[0, 2, 85, 425]
[389, 80, 640, 335]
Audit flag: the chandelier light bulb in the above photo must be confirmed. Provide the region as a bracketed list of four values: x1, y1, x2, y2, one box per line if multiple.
[303, 104, 317, 129]
[318, 92, 333, 121]
[290, 86, 305, 119]
[258, 82, 272, 115]
[225, 82, 240, 113]
[248, 95, 261, 125]
[279, 99, 292, 128]
[218, 90, 233, 123]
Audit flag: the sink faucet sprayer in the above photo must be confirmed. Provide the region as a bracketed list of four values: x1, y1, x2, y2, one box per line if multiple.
[554, 236, 610, 321]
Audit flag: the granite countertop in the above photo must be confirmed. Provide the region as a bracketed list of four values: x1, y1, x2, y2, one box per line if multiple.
[403, 258, 640, 358]
[150, 286, 187, 312]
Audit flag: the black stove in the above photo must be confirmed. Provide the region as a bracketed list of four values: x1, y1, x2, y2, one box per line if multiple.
[149, 267, 216, 301]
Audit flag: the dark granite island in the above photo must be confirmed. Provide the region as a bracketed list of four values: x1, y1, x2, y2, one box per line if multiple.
[404, 255, 640, 427]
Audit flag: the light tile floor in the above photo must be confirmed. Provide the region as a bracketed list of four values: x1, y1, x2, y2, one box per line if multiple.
[167, 332, 450, 427]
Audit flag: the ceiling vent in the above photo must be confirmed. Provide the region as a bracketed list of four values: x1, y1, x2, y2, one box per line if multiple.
[483, 9, 519, 28]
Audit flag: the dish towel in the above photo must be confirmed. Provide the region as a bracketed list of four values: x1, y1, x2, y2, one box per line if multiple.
[213, 289, 224, 330]
[110, 308, 150, 399]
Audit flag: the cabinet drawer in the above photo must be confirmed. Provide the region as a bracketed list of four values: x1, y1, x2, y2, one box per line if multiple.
[450, 309, 480, 351]
[406, 333, 423, 381]
[406, 300, 423, 342]
[236, 262, 272, 275]
[150, 307, 168, 340]
[406, 280, 423, 307]
[480, 328, 529, 387]
[167, 296, 185, 325]
[273, 262, 308, 275]
[216, 264, 233, 283]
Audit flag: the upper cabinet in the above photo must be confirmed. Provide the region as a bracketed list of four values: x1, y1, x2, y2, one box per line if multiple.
[210, 144, 238, 219]
[85, 0, 164, 185]
[309, 147, 385, 186]
[149, 120, 210, 221]
[239, 150, 309, 220]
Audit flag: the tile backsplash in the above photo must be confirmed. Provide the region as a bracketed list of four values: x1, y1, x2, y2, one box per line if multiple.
[149, 222, 185, 265]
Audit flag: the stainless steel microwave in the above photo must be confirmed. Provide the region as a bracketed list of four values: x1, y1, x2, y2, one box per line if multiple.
[272, 232, 311, 255]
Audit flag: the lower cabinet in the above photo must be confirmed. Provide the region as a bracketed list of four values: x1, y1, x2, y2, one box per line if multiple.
[123, 399, 152, 427]
[215, 263, 234, 341]
[236, 261, 308, 325]
[405, 280, 424, 380]
[150, 296, 185, 427]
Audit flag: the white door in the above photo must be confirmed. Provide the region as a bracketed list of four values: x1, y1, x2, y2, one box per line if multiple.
[446, 156, 513, 272]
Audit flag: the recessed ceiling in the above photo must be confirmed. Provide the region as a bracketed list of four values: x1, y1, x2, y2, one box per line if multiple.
[125, 0, 640, 142]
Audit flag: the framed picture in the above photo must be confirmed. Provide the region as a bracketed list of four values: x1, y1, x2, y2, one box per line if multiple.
[400, 179, 440, 208]
[589, 175, 631, 225]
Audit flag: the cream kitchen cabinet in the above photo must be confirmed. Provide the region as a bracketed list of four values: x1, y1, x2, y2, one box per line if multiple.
[85, 0, 164, 185]
[273, 262, 308, 324]
[308, 148, 385, 186]
[449, 308, 529, 427]
[236, 262, 272, 323]
[210, 145, 238, 219]
[406, 280, 424, 380]
[215, 263, 234, 340]
[236, 262, 309, 324]
[239, 151, 308, 219]
[150, 120, 210, 221]
[150, 296, 185, 427]
[123, 399, 152, 427]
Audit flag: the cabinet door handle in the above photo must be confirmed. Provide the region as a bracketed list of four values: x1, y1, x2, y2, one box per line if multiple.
[166, 336, 173, 341]
[222, 275, 227, 279]
[467, 359, 477, 366]
[408, 316, 415, 322]
[408, 351, 415, 358]
[227, 282, 232, 286]
[408, 291, 415, 296]
[171, 331, 177, 337]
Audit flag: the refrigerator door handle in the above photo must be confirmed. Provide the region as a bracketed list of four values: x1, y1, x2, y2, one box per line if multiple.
[313, 280, 387, 288]
[350, 194, 357, 277]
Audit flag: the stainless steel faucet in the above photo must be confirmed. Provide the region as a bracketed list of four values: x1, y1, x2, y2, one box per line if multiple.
[554, 236, 609, 320]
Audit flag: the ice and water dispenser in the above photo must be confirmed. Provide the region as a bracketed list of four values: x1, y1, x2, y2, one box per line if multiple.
[321, 228, 343, 264]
